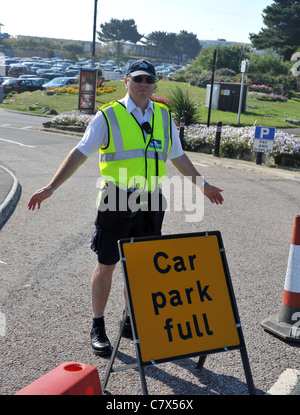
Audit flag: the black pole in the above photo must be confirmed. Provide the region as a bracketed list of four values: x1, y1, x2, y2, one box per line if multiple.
[179, 116, 186, 147]
[214, 121, 222, 157]
[92, 0, 98, 68]
[256, 152, 263, 165]
[207, 49, 217, 127]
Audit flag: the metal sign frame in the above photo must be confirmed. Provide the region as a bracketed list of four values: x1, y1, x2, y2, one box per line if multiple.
[78, 68, 97, 112]
[103, 231, 255, 395]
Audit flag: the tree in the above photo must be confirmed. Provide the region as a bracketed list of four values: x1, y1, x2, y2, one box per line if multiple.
[248, 51, 290, 76]
[143, 30, 201, 61]
[195, 45, 251, 73]
[143, 31, 173, 58]
[176, 31, 202, 61]
[97, 18, 142, 61]
[63, 43, 84, 60]
[250, 0, 300, 61]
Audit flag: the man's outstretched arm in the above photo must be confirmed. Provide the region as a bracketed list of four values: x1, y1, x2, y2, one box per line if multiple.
[28, 147, 88, 210]
[171, 153, 224, 205]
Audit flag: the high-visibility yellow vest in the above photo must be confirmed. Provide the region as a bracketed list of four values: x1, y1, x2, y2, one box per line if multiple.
[99, 101, 172, 191]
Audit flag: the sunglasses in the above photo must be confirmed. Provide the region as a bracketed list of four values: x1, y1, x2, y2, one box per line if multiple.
[131, 76, 156, 84]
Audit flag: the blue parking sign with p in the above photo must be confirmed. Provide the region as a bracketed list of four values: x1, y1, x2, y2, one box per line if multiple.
[255, 126, 275, 140]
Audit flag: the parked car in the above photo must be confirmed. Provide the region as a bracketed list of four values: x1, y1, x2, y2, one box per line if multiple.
[64, 69, 80, 77]
[36, 68, 53, 75]
[1, 78, 42, 93]
[42, 77, 78, 89]
[23, 78, 50, 89]
[37, 72, 62, 80]
[18, 74, 39, 79]
[0, 76, 14, 85]
[7, 65, 36, 77]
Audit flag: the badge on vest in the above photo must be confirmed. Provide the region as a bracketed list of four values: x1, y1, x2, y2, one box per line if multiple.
[149, 139, 162, 150]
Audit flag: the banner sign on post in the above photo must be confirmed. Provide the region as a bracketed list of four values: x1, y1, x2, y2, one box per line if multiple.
[78, 69, 97, 112]
[253, 126, 275, 153]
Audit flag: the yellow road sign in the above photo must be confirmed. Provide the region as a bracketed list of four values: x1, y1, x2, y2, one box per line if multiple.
[119, 232, 241, 364]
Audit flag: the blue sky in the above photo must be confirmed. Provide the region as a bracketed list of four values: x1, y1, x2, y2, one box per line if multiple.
[2, 0, 273, 44]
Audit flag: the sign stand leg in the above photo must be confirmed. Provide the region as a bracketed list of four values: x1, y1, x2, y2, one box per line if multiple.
[102, 313, 126, 391]
[196, 355, 207, 371]
[196, 349, 255, 394]
[102, 309, 148, 395]
[135, 349, 148, 395]
[127, 306, 149, 395]
[240, 347, 256, 395]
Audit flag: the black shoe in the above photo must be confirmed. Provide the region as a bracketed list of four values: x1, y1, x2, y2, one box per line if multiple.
[90, 326, 112, 356]
[122, 315, 133, 339]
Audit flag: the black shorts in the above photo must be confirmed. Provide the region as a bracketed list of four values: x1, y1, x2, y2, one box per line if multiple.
[90, 209, 164, 265]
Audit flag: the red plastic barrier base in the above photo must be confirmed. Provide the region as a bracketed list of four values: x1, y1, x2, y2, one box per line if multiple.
[15, 362, 102, 395]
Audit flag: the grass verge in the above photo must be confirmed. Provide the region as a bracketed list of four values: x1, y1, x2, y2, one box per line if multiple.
[1, 80, 299, 128]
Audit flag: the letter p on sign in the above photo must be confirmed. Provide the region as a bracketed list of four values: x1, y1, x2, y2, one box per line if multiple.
[260, 128, 270, 139]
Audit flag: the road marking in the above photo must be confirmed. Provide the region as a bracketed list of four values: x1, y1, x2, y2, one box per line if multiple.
[0, 124, 36, 131]
[0, 138, 35, 148]
[193, 162, 209, 167]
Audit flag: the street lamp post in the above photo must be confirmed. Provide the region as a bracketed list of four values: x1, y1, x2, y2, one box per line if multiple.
[91, 0, 98, 68]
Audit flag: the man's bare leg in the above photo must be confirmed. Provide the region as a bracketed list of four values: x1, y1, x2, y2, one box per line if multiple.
[91, 262, 116, 318]
[90, 262, 116, 356]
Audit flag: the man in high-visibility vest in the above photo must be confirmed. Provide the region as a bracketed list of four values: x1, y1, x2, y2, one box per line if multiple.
[28, 60, 224, 357]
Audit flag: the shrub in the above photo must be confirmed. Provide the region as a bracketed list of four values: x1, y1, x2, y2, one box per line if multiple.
[248, 52, 290, 77]
[215, 68, 237, 77]
[191, 72, 212, 88]
[169, 86, 200, 125]
[249, 73, 298, 97]
[272, 132, 300, 165]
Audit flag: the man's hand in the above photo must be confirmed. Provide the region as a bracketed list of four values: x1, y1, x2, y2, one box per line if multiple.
[27, 147, 87, 212]
[27, 186, 54, 210]
[203, 182, 224, 205]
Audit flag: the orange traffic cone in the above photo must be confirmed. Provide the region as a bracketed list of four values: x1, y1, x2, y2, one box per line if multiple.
[261, 216, 300, 341]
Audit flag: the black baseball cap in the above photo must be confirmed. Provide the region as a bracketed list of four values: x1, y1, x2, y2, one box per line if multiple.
[126, 60, 156, 79]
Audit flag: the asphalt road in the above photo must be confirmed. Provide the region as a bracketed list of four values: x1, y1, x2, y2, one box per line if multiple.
[1, 110, 300, 396]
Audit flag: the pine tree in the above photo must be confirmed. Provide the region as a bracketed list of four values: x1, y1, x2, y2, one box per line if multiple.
[97, 19, 141, 61]
[250, 0, 300, 60]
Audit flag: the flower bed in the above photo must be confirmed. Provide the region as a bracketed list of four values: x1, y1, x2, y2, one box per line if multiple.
[151, 97, 171, 107]
[249, 84, 289, 103]
[249, 84, 272, 93]
[184, 125, 300, 166]
[46, 84, 117, 95]
[251, 92, 288, 103]
[51, 112, 94, 128]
